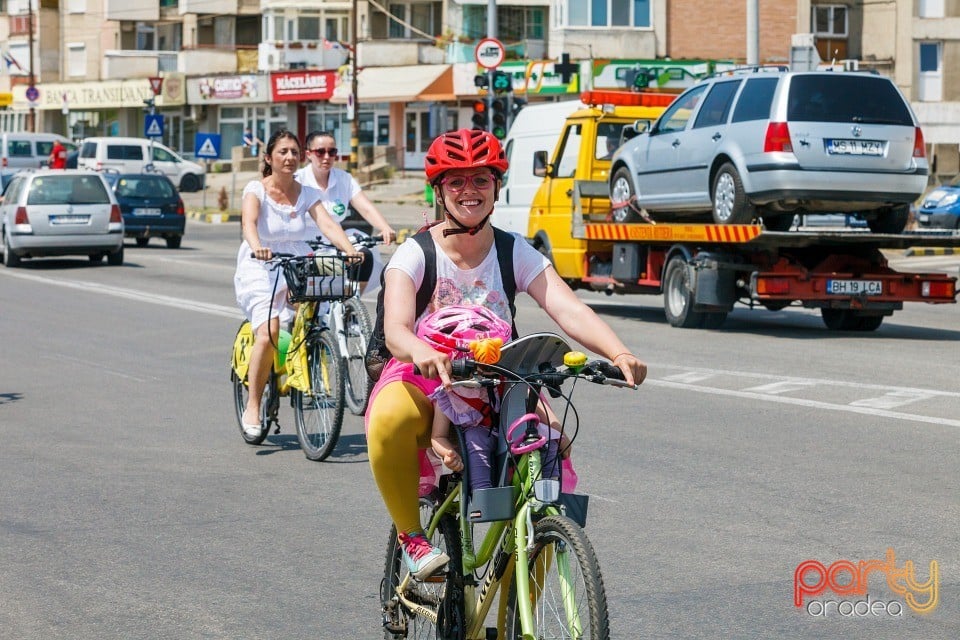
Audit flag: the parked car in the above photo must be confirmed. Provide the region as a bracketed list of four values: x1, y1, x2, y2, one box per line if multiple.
[102, 170, 186, 248]
[1, 132, 76, 170]
[77, 137, 206, 192]
[916, 178, 960, 230]
[609, 68, 928, 233]
[0, 169, 124, 267]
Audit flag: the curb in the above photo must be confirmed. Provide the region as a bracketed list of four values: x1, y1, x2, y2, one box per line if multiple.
[904, 247, 959, 257]
[188, 210, 241, 223]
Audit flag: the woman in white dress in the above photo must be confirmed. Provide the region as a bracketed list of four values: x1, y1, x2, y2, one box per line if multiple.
[234, 129, 362, 437]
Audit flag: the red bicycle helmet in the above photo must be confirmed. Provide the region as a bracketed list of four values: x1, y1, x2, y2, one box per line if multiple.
[424, 129, 509, 183]
[416, 304, 512, 357]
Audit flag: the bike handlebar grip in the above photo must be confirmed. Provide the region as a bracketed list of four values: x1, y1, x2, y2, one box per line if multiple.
[592, 360, 626, 381]
[450, 359, 475, 379]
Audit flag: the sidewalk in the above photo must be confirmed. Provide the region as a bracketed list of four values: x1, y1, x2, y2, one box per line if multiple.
[183, 169, 434, 232]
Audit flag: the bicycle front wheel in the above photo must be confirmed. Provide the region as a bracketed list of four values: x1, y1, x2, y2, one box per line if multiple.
[505, 515, 609, 639]
[293, 330, 345, 461]
[381, 496, 463, 640]
[341, 296, 373, 416]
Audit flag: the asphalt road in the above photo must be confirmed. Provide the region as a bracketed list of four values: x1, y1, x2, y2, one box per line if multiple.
[1, 221, 958, 639]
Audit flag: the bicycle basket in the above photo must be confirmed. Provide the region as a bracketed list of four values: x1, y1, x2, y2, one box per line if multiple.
[282, 254, 359, 303]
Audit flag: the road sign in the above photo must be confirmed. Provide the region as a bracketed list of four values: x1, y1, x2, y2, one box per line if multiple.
[148, 77, 164, 96]
[194, 133, 221, 159]
[145, 114, 164, 138]
[475, 38, 505, 70]
[25, 85, 39, 102]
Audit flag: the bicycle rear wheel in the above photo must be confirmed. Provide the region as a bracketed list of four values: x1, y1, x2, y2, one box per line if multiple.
[381, 496, 464, 640]
[293, 330, 345, 461]
[341, 296, 373, 416]
[505, 515, 609, 639]
[232, 371, 271, 445]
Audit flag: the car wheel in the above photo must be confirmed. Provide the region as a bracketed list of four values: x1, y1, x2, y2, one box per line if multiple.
[135, 237, 149, 247]
[610, 167, 641, 223]
[180, 174, 200, 193]
[712, 163, 754, 225]
[866, 205, 909, 234]
[89, 253, 104, 263]
[107, 246, 124, 266]
[166, 235, 182, 249]
[4, 233, 22, 268]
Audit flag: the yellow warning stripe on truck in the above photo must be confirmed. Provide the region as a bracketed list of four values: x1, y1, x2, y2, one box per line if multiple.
[582, 223, 763, 243]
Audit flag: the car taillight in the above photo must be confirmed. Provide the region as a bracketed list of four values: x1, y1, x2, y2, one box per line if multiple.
[109, 204, 122, 223]
[763, 122, 793, 153]
[176, 198, 185, 216]
[913, 127, 926, 158]
[14, 206, 28, 224]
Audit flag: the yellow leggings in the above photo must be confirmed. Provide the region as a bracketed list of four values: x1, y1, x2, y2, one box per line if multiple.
[367, 381, 434, 535]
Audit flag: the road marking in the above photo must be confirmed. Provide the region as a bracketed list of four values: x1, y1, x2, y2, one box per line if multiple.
[1, 270, 242, 319]
[662, 371, 716, 384]
[850, 390, 938, 409]
[742, 380, 818, 394]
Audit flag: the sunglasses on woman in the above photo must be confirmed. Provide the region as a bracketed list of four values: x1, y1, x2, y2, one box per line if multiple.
[310, 148, 339, 157]
[440, 173, 496, 192]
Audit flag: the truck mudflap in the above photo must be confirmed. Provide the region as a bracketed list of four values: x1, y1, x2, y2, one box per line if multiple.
[750, 253, 958, 307]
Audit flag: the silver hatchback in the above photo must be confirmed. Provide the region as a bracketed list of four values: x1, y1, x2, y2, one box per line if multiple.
[1, 170, 124, 267]
[609, 69, 928, 233]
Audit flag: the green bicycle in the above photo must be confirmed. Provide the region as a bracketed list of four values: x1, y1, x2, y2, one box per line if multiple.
[380, 332, 636, 639]
[231, 251, 358, 461]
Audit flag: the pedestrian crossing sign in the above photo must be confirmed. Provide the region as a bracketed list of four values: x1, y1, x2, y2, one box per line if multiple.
[144, 114, 164, 138]
[194, 133, 221, 159]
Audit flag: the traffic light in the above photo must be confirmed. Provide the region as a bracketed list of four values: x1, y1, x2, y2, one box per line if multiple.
[490, 97, 508, 139]
[142, 98, 156, 114]
[474, 74, 489, 89]
[471, 99, 489, 131]
[510, 95, 526, 119]
[491, 70, 512, 94]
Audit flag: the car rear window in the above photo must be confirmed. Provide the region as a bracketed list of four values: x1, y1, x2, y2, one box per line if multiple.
[787, 75, 914, 125]
[107, 145, 144, 161]
[27, 175, 109, 205]
[731, 77, 778, 123]
[115, 176, 175, 199]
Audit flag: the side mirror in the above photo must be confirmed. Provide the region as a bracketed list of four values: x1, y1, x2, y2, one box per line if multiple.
[533, 150, 549, 178]
[632, 119, 650, 134]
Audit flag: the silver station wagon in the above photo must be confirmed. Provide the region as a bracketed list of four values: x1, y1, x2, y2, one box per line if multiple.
[609, 69, 928, 233]
[1, 170, 124, 267]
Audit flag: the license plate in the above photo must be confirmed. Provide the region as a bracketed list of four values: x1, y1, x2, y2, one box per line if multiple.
[826, 139, 884, 156]
[827, 279, 882, 295]
[918, 213, 930, 223]
[50, 214, 90, 225]
[133, 208, 162, 216]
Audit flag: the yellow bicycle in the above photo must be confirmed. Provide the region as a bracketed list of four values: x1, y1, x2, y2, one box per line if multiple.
[230, 251, 358, 461]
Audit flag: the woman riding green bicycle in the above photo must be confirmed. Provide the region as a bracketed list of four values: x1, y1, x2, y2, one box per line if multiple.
[365, 128, 646, 591]
[234, 129, 362, 438]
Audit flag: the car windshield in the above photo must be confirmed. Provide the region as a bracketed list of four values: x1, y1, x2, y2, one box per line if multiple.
[787, 75, 914, 125]
[27, 175, 109, 205]
[114, 176, 175, 199]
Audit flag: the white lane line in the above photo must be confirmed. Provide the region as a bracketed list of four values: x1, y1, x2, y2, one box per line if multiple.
[645, 379, 960, 429]
[1, 270, 242, 319]
[742, 380, 818, 394]
[661, 371, 716, 384]
[850, 391, 939, 409]
[650, 364, 960, 399]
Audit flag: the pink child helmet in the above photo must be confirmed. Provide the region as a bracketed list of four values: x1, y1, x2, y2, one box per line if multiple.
[416, 304, 512, 357]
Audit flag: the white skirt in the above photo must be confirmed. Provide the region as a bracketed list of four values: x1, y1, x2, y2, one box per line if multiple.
[234, 239, 309, 330]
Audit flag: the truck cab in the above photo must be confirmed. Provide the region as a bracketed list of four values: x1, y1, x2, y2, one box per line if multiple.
[527, 91, 673, 284]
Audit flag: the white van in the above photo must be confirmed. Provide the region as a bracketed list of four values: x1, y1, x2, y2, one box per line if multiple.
[77, 137, 206, 192]
[1, 132, 76, 170]
[492, 100, 584, 235]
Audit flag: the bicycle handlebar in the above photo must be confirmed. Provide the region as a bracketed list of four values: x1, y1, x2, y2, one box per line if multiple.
[414, 355, 636, 390]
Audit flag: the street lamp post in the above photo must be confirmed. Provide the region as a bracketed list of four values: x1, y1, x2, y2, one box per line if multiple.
[27, 0, 36, 132]
[349, 0, 359, 173]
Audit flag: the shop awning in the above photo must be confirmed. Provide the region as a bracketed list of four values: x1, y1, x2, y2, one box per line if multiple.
[331, 64, 453, 103]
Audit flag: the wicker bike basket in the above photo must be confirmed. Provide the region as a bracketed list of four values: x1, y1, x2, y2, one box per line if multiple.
[282, 254, 359, 303]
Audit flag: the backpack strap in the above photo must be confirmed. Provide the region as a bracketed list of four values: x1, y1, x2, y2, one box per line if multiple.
[492, 227, 518, 338]
[412, 231, 436, 318]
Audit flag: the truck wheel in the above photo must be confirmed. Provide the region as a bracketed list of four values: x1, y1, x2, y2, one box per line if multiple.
[712, 163, 754, 225]
[866, 205, 908, 234]
[820, 309, 858, 330]
[663, 256, 704, 328]
[610, 167, 641, 223]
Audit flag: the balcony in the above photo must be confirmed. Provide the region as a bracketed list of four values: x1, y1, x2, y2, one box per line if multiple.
[102, 49, 234, 79]
[179, 0, 236, 16]
[443, 39, 545, 64]
[359, 40, 445, 67]
[104, 0, 157, 22]
[258, 41, 349, 72]
[102, 50, 165, 79]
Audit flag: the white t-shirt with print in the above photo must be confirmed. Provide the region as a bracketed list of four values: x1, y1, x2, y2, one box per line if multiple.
[294, 166, 361, 240]
[386, 231, 550, 327]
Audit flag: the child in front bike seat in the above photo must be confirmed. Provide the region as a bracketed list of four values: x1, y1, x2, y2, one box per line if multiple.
[420, 304, 570, 493]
